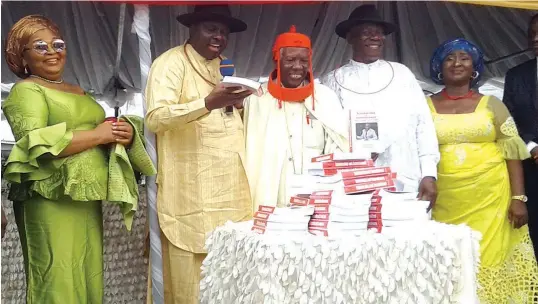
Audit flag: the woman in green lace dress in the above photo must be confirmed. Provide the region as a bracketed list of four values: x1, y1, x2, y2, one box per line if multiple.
[2, 15, 134, 303]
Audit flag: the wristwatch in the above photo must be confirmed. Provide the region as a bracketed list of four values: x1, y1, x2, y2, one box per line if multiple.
[512, 195, 528, 203]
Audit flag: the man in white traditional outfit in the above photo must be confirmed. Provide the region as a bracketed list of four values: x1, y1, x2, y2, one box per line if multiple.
[243, 25, 348, 211]
[321, 5, 440, 205]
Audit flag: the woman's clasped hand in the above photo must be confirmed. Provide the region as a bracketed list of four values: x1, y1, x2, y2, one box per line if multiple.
[94, 119, 134, 146]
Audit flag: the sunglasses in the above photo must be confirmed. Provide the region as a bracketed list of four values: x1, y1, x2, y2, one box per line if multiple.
[24, 39, 66, 55]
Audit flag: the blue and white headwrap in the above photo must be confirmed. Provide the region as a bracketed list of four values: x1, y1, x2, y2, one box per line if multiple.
[430, 38, 484, 87]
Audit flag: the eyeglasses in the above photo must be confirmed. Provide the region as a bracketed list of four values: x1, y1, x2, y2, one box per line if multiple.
[23, 39, 66, 55]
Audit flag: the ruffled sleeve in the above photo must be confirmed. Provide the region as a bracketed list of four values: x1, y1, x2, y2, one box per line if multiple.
[488, 96, 530, 160]
[2, 82, 73, 184]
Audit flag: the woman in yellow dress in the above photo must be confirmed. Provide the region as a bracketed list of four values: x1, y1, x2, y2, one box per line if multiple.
[428, 38, 538, 303]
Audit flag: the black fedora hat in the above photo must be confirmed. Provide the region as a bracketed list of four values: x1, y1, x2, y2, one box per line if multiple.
[177, 5, 247, 33]
[335, 4, 397, 39]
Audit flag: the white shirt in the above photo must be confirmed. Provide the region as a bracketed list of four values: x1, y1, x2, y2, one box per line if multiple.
[243, 83, 348, 211]
[321, 60, 440, 191]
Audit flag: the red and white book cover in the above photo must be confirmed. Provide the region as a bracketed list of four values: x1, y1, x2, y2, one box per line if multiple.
[252, 226, 266, 234]
[344, 180, 396, 194]
[308, 166, 372, 177]
[308, 197, 332, 205]
[252, 205, 315, 233]
[310, 212, 330, 221]
[342, 173, 397, 186]
[253, 211, 272, 220]
[341, 167, 392, 179]
[311, 154, 335, 163]
[307, 168, 340, 176]
[370, 195, 383, 205]
[367, 221, 382, 233]
[258, 205, 276, 214]
[257, 205, 315, 216]
[289, 196, 309, 206]
[369, 204, 383, 213]
[369, 212, 382, 221]
[307, 190, 334, 204]
[313, 204, 330, 213]
[311, 152, 367, 163]
[309, 159, 374, 169]
[369, 218, 381, 228]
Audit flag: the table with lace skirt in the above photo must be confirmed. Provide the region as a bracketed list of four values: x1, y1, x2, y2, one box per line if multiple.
[199, 220, 481, 304]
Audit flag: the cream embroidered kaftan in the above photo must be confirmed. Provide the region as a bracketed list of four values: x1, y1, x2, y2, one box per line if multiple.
[144, 43, 252, 253]
[243, 82, 348, 211]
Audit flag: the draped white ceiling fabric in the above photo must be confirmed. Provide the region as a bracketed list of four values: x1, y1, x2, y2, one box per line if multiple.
[1, 1, 536, 94]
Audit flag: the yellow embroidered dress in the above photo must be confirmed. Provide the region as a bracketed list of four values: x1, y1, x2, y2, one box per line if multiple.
[427, 96, 538, 303]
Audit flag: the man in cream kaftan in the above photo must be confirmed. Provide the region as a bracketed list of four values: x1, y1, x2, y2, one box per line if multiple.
[144, 6, 252, 304]
[243, 26, 347, 211]
[321, 5, 439, 203]
[243, 82, 347, 210]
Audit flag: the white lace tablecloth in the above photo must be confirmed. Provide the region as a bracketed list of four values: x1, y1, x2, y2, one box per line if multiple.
[200, 221, 481, 304]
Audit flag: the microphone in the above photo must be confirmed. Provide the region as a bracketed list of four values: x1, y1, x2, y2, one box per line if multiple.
[220, 59, 235, 114]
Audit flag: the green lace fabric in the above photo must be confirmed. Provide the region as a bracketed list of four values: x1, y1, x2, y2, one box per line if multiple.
[108, 115, 156, 230]
[2, 82, 156, 230]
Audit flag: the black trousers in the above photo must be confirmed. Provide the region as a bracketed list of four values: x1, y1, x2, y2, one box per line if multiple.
[523, 159, 538, 259]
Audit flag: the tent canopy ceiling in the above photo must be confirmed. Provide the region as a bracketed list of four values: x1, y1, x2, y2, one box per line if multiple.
[1, 1, 535, 95]
[447, 0, 538, 10]
[102, 0, 538, 9]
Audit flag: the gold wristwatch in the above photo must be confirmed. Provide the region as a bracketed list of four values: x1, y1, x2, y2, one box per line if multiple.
[512, 195, 528, 203]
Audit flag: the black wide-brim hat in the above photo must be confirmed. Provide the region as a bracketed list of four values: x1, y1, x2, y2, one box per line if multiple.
[335, 4, 397, 39]
[177, 5, 247, 33]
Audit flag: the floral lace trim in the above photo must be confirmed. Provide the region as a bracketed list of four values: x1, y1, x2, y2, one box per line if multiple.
[499, 117, 519, 137]
[477, 233, 538, 304]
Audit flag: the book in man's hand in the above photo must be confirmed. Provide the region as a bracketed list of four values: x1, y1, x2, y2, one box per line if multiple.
[221, 76, 264, 97]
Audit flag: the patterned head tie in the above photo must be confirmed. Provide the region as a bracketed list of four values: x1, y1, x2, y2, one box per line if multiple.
[4, 15, 62, 79]
[430, 38, 484, 87]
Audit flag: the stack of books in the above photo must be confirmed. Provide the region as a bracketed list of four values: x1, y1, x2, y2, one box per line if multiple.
[250, 205, 314, 235]
[280, 153, 432, 236]
[301, 191, 373, 236]
[367, 189, 431, 232]
[286, 190, 430, 236]
[307, 153, 397, 195]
